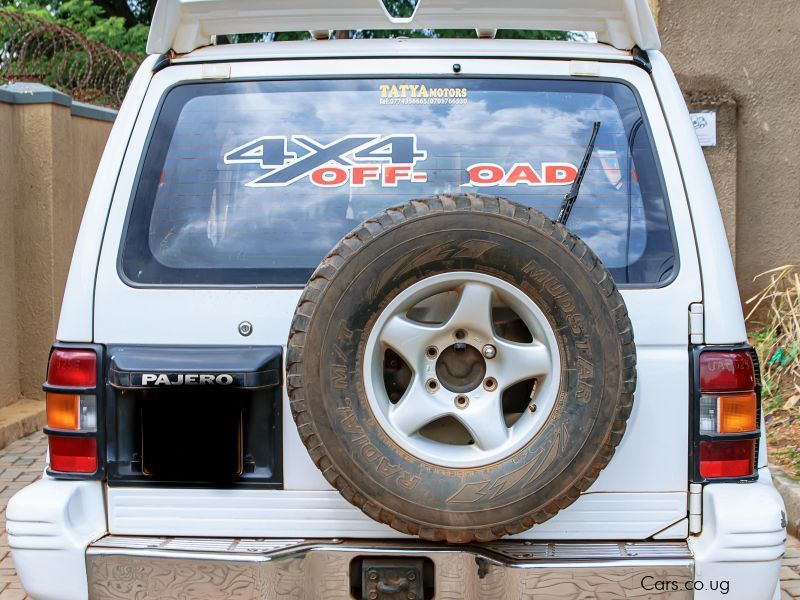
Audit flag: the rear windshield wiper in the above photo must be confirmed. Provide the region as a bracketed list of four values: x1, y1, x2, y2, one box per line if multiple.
[558, 121, 601, 225]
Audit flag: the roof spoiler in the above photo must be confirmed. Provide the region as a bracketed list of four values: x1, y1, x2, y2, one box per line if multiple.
[146, 0, 661, 55]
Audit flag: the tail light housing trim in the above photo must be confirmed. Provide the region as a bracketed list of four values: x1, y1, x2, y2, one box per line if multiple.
[690, 345, 761, 483]
[44, 344, 105, 480]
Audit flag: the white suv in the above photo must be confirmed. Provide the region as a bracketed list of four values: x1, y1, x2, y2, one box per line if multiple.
[8, 1, 787, 598]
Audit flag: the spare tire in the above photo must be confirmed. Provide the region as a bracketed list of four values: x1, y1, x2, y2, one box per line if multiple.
[287, 194, 635, 543]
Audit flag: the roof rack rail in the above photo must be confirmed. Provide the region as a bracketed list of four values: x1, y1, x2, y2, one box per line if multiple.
[146, 0, 660, 55]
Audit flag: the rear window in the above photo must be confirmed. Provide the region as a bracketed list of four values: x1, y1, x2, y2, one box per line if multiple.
[122, 78, 675, 286]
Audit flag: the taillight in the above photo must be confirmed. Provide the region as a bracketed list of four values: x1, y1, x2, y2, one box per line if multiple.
[692, 346, 760, 482]
[48, 436, 97, 473]
[44, 345, 103, 478]
[46, 349, 96, 388]
[699, 439, 756, 478]
[698, 351, 755, 392]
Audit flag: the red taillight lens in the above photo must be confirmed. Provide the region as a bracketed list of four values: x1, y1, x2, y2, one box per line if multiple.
[48, 436, 97, 473]
[47, 349, 97, 388]
[699, 351, 755, 392]
[699, 439, 756, 478]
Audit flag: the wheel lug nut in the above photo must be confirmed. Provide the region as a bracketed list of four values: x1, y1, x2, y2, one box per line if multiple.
[454, 395, 469, 409]
[483, 344, 496, 359]
[426, 378, 439, 393]
[483, 377, 497, 392]
[425, 345, 438, 359]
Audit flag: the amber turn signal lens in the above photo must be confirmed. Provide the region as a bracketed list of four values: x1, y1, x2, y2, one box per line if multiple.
[718, 392, 758, 434]
[46, 393, 79, 430]
[699, 392, 758, 435]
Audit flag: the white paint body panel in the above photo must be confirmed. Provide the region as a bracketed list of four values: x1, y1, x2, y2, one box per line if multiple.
[57, 55, 159, 342]
[147, 0, 660, 54]
[106, 487, 687, 540]
[649, 50, 747, 344]
[7, 478, 106, 600]
[689, 468, 785, 600]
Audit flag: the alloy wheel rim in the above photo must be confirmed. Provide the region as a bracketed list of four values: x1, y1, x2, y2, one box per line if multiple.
[363, 272, 561, 468]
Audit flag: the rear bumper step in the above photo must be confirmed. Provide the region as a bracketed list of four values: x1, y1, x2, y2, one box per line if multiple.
[87, 536, 694, 599]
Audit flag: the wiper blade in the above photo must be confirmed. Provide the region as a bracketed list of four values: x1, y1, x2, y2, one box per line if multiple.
[558, 121, 601, 225]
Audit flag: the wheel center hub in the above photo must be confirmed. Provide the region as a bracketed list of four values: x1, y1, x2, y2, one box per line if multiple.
[435, 343, 487, 393]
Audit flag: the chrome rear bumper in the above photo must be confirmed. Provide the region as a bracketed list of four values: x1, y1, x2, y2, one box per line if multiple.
[86, 536, 694, 599]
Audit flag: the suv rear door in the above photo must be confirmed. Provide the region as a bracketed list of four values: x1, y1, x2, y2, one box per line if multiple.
[94, 53, 702, 540]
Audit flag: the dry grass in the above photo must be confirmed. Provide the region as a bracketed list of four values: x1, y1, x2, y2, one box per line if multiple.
[747, 265, 800, 476]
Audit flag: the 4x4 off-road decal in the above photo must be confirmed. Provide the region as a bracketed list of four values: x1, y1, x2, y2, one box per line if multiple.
[224, 133, 428, 188]
[463, 162, 580, 187]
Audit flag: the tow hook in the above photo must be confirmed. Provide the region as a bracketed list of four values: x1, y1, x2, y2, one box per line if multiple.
[362, 558, 426, 600]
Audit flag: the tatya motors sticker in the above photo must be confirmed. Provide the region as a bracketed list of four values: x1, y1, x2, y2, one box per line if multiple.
[224, 133, 428, 187]
[224, 133, 579, 189]
[379, 83, 468, 105]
